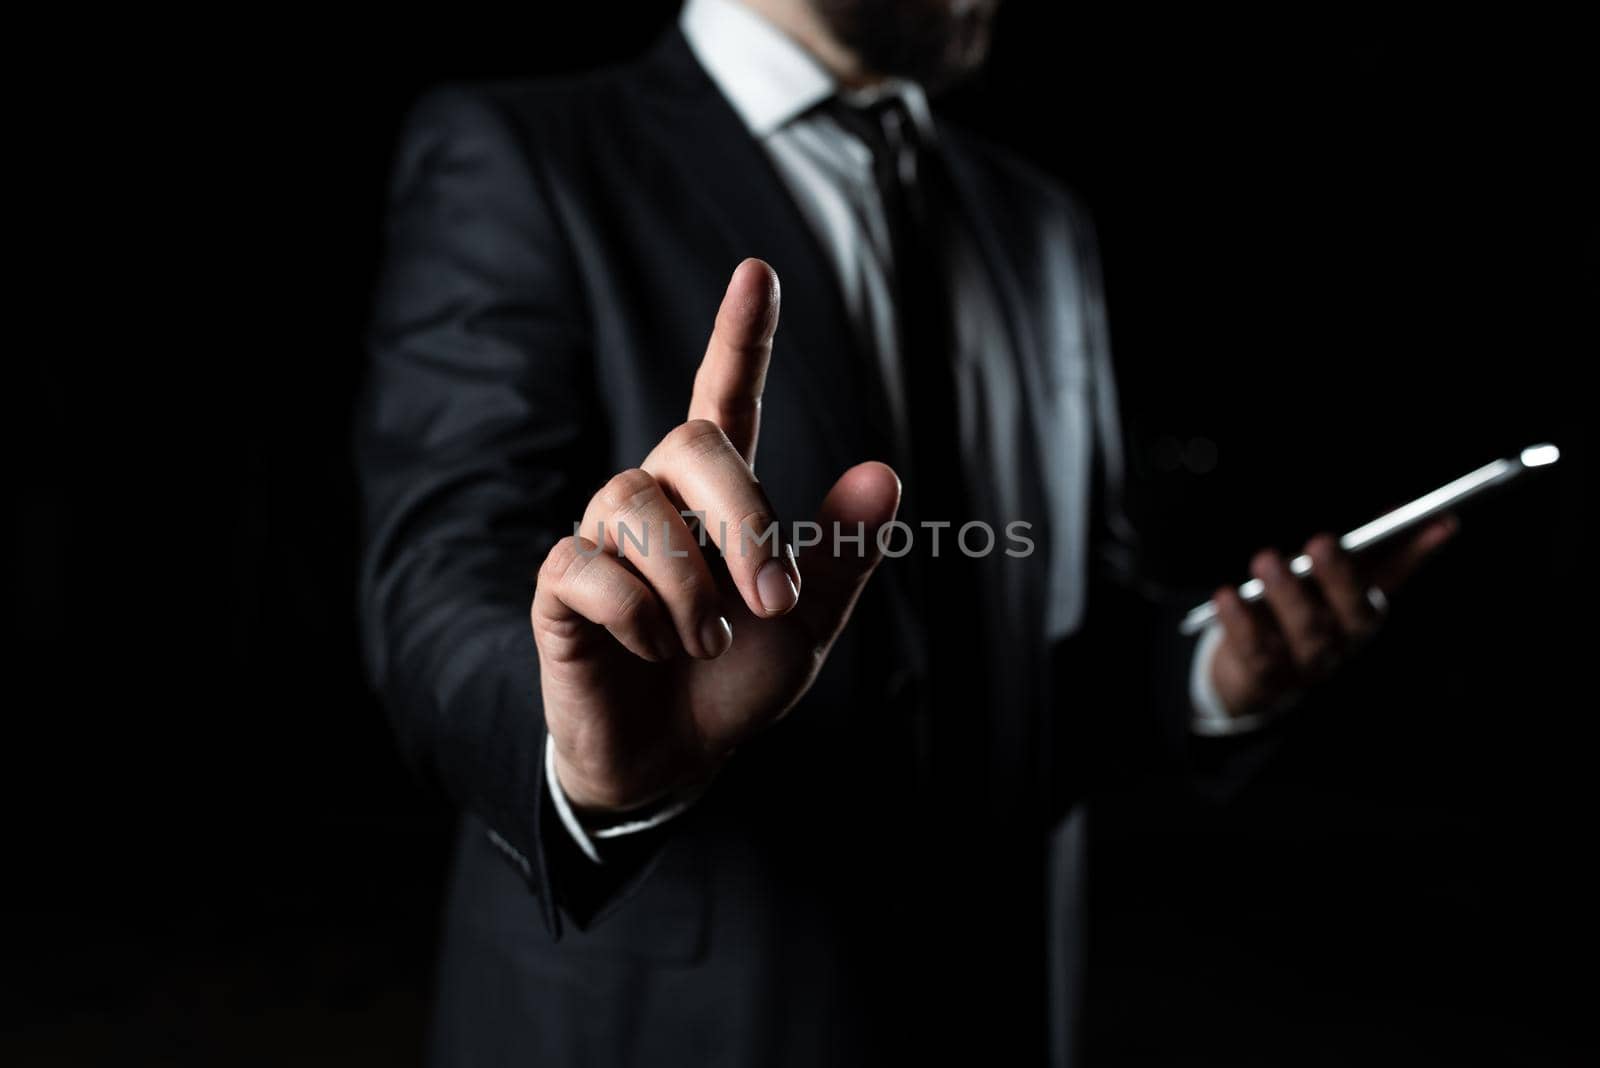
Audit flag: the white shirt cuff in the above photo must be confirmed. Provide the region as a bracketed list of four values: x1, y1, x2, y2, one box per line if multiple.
[1188, 622, 1276, 736]
[543, 735, 708, 864]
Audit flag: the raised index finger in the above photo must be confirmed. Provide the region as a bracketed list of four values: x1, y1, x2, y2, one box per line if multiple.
[689, 258, 779, 466]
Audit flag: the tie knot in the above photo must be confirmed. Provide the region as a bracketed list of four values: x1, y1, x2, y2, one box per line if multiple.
[822, 92, 923, 182]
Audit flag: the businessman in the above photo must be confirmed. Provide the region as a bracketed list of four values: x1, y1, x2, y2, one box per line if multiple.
[355, 1, 1455, 1064]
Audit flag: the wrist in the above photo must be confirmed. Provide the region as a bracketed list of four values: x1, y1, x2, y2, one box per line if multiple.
[549, 745, 726, 823]
[548, 748, 639, 818]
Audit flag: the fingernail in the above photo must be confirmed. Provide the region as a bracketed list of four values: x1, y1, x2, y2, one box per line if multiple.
[756, 557, 799, 615]
[699, 616, 732, 658]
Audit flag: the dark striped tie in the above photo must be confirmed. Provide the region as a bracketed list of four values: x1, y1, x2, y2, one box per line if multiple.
[823, 92, 992, 827]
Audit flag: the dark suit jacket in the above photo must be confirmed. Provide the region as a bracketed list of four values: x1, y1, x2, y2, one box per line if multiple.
[355, 24, 1268, 1068]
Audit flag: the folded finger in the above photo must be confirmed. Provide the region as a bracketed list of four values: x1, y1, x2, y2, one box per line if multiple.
[533, 535, 676, 664]
[579, 467, 731, 660]
[1303, 533, 1380, 638]
[1252, 549, 1341, 672]
[1214, 584, 1285, 680]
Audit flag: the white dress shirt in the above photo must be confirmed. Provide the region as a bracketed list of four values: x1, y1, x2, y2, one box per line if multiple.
[546, 0, 1266, 862]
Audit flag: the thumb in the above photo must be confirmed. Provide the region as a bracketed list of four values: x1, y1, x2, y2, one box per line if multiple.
[791, 461, 901, 648]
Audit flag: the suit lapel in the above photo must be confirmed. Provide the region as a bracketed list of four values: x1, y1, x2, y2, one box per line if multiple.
[936, 127, 1059, 819]
[936, 127, 1054, 639]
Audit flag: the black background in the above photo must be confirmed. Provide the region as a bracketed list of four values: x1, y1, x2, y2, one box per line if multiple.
[10, 4, 1592, 1064]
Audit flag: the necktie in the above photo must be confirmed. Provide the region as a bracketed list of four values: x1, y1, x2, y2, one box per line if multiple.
[823, 92, 1037, 1063]
[823, 93, 991, 826]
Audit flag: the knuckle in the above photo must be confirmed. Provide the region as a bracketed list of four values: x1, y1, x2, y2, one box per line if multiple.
[611, 580, 650, 624]
[536, 612, 586, 648]
[550, 536, 600, 586]
[600, 467, 660, 516]
[729, 508, 775, 554]
[670, 564, 717, 607]
[668, 418, 732, 460]
[540, 536, 582, 582]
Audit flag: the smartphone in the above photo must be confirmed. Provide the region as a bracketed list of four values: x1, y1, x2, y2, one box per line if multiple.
[1177, 442, 1561, 635]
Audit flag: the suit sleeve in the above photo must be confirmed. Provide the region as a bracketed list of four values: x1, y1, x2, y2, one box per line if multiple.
[353, 84, 685, 941]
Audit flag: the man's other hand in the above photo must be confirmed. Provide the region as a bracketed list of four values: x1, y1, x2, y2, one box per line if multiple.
[1209, 516, 1459, 719]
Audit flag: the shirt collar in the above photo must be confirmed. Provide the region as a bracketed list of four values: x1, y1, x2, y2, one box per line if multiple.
[679, 0, 935, 143]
